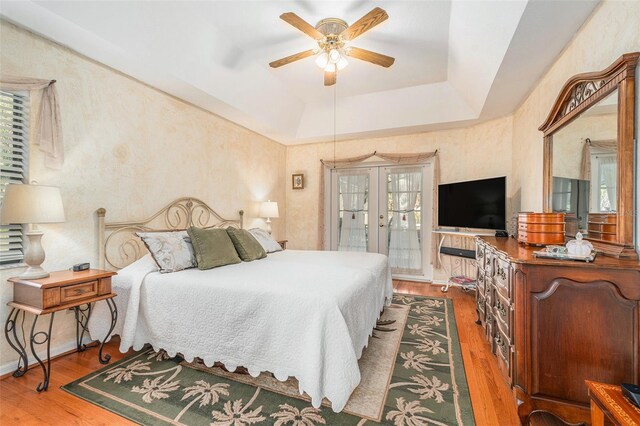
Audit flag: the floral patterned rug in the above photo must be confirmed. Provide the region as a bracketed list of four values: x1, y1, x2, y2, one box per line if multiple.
[62, 294, 474, 425]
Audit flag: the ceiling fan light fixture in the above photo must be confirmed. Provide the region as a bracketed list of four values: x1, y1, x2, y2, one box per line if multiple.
[271, 8, 393, 86]
[328, 48, 341, 64]
[315, 52, 329, 69]
[336, 55, 348, 70]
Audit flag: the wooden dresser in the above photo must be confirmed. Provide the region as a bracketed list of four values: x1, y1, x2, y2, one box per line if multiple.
[475, 236, 640, 425]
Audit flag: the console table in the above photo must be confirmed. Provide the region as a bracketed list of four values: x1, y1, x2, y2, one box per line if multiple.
[432, 229, 494, 292]
[4, 269, 118, 392]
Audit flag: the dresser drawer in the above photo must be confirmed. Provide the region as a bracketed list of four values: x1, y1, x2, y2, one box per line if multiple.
[485, 283, 493, 307]
[518, 230, 565, 245]
[494, 256, 511, 300]
[476, 241, 486, 267]
[60, 281, 98, 304]
[477, 269, 486, 293]
[484, 247, 495, 277]
[494, 327, 513, 385]
[518, 222, 565, 233]
[476, 293, 486, 323]
[494, 290, 513, 340]
[485, 310, 494, 340]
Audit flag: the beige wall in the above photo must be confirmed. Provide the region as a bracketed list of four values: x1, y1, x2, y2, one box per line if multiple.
[511, 0, 640, 212]
[285, 116, 514, 250]
[0, 22, 287, 372]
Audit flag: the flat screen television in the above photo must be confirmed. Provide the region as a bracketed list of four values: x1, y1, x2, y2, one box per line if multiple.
[438, 176, 506, 230]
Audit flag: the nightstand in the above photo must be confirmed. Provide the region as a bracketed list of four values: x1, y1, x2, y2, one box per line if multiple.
[277, 240, 288, 250]
[586, 381, 640, 425]
[5, 269, 118, 392]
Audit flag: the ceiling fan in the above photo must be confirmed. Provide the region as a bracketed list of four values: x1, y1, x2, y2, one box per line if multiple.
[269, 7, 395, 86]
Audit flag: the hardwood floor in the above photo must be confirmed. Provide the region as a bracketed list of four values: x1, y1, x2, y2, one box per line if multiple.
[394, 280, 521, 426]
[0, 281, 520, 425]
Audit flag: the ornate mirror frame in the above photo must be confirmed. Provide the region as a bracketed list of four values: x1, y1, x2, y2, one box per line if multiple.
[539, 52, 639, 258]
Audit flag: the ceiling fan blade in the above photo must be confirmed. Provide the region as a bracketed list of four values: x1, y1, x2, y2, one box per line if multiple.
[269, 49, 316, 68]
[341, 7, 388, 41]
[324, 71, 336, 86]
[347, 47, 395, 67]
[280, 12, 324, 40]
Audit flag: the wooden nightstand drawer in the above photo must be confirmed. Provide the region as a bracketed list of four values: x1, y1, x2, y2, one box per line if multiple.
[60, 281, 98, 304]
[10, 269, 116, 312]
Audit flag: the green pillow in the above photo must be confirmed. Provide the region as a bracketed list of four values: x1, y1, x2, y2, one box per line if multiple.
[226, 227, 267, 261]
[187, 227, 241, 270]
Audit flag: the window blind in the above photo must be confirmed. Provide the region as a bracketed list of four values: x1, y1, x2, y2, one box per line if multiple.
[0, 90, 29, 266]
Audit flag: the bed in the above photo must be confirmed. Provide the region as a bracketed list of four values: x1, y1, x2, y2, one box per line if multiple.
[88, 198, 393, 412]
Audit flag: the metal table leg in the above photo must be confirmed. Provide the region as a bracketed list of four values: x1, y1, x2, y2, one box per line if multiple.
[29, 312, 55, 392]
[98, 298, 118, 364]
[4, 308, 29, 377]
[73, 304, 93, 352]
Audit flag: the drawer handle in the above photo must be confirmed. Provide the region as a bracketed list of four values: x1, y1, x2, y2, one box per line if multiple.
[72, 288, 88, 296]
[495, 334, 507, 353]
[497, 267, 507, 280]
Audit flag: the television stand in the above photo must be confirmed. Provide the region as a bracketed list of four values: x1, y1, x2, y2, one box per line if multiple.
[432, 229, 494, 292]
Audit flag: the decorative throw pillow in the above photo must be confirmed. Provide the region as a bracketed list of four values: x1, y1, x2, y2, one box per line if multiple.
[187, 227, 241, 270]
[226, 227, 267, 261]
[248, 228, 283, 253]
[136, 231, 196, 273]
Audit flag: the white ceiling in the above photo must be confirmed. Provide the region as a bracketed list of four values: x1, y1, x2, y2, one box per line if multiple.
[1, 0, 600, 145]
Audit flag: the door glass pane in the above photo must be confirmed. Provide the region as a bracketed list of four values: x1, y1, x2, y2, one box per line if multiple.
[338, 173, 369, 252]
[387, 167, 422, 274]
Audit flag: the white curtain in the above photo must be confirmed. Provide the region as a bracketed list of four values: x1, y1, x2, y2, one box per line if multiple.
[0, 76, 64, 169]
[338, 174, 368, 252]
[388, 168, 422, 272]
[598, 155, 617, 211]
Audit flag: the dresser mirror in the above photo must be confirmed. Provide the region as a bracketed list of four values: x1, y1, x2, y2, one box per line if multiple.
[551, 89, 617, 234]
[539, 52, 639, 258]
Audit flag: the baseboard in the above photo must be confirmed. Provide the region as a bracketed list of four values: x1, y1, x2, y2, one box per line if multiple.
[0, 337, 92, 378]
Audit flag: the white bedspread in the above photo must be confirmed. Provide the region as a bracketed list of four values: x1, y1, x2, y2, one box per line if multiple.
[89, 250, 392, 411]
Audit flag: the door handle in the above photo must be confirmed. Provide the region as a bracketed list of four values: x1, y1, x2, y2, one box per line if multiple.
[379, 223, 384, 227]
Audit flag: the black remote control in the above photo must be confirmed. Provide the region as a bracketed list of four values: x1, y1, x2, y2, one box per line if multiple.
[622, 383, 640, 408]
[72, 262, 90, 272]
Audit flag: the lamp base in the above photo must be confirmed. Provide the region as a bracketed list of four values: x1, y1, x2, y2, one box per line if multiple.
[266, 218, 273, 235]
[18, 266, 50, 280]
[21, 229, 49, 280]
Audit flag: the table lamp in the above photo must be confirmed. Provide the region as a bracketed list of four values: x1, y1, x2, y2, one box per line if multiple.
[0, 183, 65, 279]
[259, 200, 279, 235]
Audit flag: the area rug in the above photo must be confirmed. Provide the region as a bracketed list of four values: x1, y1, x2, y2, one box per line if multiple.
[62, 294, 475, 425]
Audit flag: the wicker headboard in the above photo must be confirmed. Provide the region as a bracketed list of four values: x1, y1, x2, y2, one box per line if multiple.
[97, 197, 244, 270]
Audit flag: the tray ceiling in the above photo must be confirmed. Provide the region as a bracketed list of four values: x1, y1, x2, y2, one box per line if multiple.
[1, 0, 600, 144]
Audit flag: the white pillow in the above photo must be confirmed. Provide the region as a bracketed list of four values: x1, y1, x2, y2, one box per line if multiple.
[248, 228, 283, 253]
[136, 230, 196, 273]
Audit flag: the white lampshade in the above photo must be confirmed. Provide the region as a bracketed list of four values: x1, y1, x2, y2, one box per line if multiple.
[259, 200, 279, 219]
[336, 55, 348, 70]
[1, 183, 65, 225]
[328, 49, 341, 63]
[315, 52, 329, 69]
[324, 62, 337, 73]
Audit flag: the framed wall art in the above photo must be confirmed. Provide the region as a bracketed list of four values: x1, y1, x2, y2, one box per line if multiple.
[292, 174, 304, 190]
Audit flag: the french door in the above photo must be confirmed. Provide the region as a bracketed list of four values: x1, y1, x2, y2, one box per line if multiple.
[327, 163, 433, 279]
